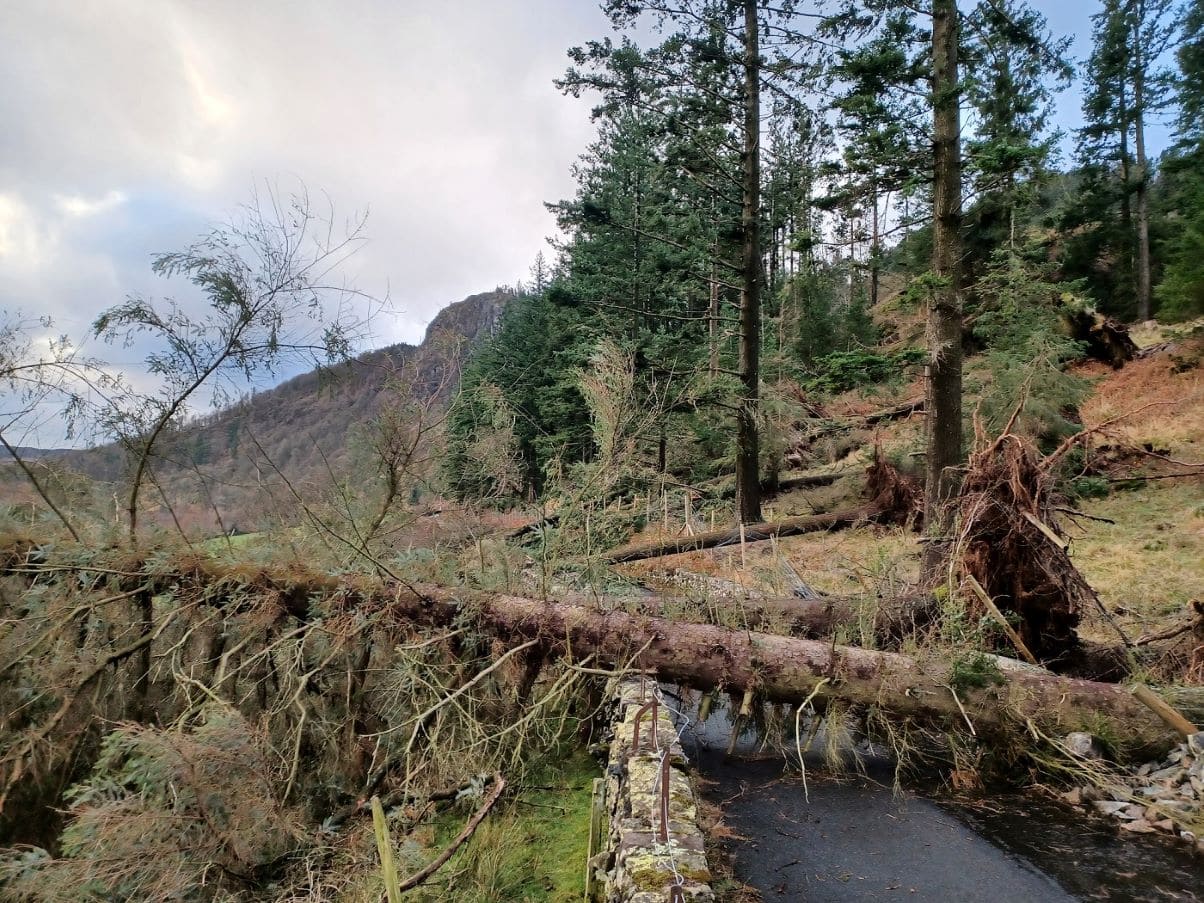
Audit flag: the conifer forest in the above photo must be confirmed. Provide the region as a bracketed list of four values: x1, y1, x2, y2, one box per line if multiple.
[2, 1, 1203, 900]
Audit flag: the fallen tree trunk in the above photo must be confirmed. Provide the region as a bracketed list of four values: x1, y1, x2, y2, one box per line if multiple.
[388, 584, 1175, 758]
[617, 589, 938, 645]
[3, 554, 1180, 762]
[790, 398, 925, 448]
[770, 471, 846, 494]
[706, 468, 851, 500]
[603, 506, 886, 563]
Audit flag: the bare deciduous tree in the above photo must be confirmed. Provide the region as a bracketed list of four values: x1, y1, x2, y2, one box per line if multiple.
[92, 186, 374, 544]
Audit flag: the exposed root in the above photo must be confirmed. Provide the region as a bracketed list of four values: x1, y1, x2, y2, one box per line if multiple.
[950, 431, 1106, 663]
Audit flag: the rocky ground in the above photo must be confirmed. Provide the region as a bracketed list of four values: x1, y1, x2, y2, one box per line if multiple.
[1063, 731, 1204, 854]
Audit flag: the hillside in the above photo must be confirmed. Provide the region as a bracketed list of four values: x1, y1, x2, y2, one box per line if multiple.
[4, 289, 511, 536]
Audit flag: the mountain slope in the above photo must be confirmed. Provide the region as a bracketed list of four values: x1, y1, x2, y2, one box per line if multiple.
[25, 289, 511, 535]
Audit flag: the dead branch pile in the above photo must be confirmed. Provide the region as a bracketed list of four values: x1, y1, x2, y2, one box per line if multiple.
[0, 546, 594, 900]
[952, 433, 1100, 661]
[785, 398, 925, 468]
[1140, 600, 1204, 686]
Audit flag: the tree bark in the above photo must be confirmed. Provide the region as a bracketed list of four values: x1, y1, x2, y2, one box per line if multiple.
[387, 586, 1175, 758]
[736, 0, 763, 525]
[1118, 67, 1136, 312]
[6, 555, 1180, 762]
[1132, 13, 1153, 322]
[604, 506, 885, 563]
[923, 0, 965, 578]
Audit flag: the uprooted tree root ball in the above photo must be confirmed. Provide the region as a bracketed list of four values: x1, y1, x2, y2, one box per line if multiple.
[949, 431, 1105, 663]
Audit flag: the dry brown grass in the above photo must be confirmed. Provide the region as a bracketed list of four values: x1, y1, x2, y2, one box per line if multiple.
[1077, 336, 1204, 462]
[1069, 480, 1204, 641]
[1126, 315, 1204, 349]
[619, 523, 918, 600]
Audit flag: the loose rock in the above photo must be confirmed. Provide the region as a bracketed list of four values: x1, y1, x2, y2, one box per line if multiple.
[1068, 736, 1203, 849]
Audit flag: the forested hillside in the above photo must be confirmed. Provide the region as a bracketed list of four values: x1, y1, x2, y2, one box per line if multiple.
[2, 2, 1204, 901]
[444, 0, 1204, 523]
[3, 289, 509, 536]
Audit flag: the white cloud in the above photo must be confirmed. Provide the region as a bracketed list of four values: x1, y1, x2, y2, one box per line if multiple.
[0, 193, 52, 269]
[0, 0, 607, 354]
[54, 191, 127, 219]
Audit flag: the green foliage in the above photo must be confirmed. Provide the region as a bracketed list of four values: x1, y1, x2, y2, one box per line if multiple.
[806, 348, 924, 395]
[1154, 153, 1204, 320]
[3, 707, 303, 901]
[949, 652, 1006, 693]
[1067, 475, 1111, 501]
[444, 291, 594, 501]
[1067, 0, 1178, 319]
[408, 750, 595, 903]
[969, 248, 1089, 443]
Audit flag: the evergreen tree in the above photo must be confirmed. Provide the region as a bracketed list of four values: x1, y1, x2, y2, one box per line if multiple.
[559, 0, 824, 522]
[1074, 0, 1177, 320]
[1154, 0, 1204, 319]
[820, 9, 929, 308]
[962, 0, 1071, 265]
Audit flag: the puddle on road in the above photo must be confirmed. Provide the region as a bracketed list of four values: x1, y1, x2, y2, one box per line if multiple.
[670, 691, 1201, 902]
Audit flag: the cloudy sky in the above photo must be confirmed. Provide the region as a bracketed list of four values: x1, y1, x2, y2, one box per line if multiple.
[0, 0, 1175, 444]
[0, 1, 614, 353]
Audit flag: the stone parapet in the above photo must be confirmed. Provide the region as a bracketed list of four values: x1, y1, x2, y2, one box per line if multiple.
[588, 678, 714, 902]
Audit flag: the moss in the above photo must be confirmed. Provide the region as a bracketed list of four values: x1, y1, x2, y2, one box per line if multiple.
[405, 749, 596, 902]
[625, 846, 711, 890]
[949, 652, 1006, 693]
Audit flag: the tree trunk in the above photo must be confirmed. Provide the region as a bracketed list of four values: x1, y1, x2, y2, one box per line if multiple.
[6, 554, 1180, 763]
[709, 256, 720, 377]
[870, 184, 881, 308]
[923, 0, 965, 579]
[1133, 16, 1153, 322]
[736, 0, 763, 525]
[1118, 70, 1136, 314]
[387, 586, 1175, 758]
[603, 506, 886, 563]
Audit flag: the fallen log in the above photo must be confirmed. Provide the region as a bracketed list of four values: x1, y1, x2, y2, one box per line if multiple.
[865, 397, 926, 426]
[385, 584, 1177, 758]
[618, 589, 938, 645]
[789, 398, 925, 450]
[3, 554, 1181, 761]
[772, 471, 846, 493]
[603, 506, 886, 564]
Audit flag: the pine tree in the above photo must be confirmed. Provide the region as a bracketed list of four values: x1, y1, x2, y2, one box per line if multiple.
[962, 0, 1071, 261]
[820, 9, 929, 308]
[559, 0, 822, 522]
[1075, 0, 1177, 321]
[1154, 0, 1204, 319]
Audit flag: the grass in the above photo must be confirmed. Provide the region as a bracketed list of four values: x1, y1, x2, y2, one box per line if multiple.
[403, 748, 597, 902]
[663, 524, 918, 599]
[198, 530, 267, 554]
[1069, 480, 1204, 641]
